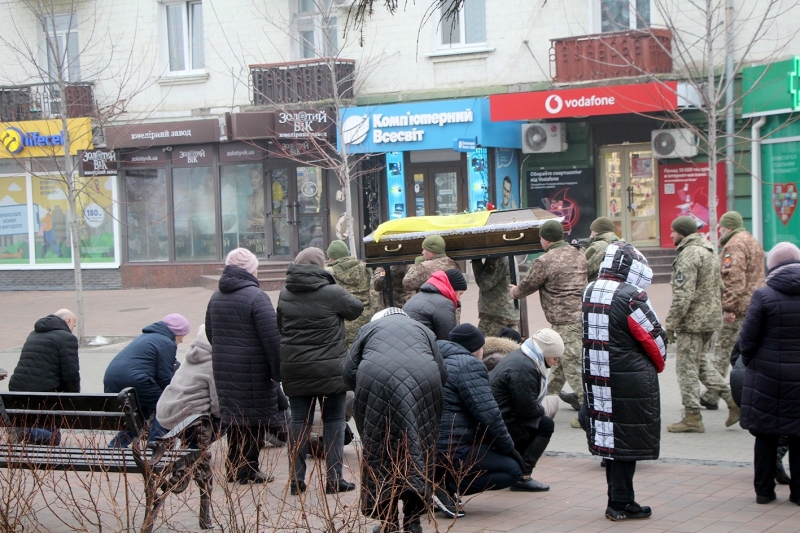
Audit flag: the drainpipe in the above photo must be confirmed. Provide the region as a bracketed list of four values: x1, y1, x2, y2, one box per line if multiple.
[725, 0, 736, 211]
[751, 116, 766, 243]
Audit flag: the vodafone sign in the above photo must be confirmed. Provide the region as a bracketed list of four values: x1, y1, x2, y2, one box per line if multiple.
[490, 82, 678, 121]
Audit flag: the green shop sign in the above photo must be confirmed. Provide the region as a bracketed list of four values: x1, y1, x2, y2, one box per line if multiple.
[762, 139, 800, 249]
[743, 57, 800, 116]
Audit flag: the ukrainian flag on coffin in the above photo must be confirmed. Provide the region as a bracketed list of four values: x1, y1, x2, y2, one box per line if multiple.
[372, 211, 491, 242]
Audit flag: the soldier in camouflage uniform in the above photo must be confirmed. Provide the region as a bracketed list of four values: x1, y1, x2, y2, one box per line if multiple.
[701, 211, 765, 409]
[664, 217, 740, 433]
[584, 217, 624, 283]
[472, 256, 520, 338]
[509, 220, 587, 427]
[372, 264, 414, 310]
[326, 240, 378, 347]
[402, 235, 460, 293]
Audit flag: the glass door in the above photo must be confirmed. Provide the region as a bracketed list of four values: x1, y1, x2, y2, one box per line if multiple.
[266, 164, 326, 259]
[599, 144, 659, 247]
[266, 166, 292, 260]
[296, 166, 325, 252]
[433, 170, 459, 215]
[406, 165, 463, 216]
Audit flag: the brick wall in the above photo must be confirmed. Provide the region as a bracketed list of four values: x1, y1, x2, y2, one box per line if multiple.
[0, 269, 122, 291]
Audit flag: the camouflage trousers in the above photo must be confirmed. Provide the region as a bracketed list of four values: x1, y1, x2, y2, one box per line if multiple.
[676, 331, 732, 412]
[546, 321, 584, 404]
[702, 316, 745, 404]
[477, 316, 519, 339]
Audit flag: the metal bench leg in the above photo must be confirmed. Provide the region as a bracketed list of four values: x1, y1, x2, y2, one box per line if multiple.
[194, 452, 214, 529]
[142, 478, 167, 533]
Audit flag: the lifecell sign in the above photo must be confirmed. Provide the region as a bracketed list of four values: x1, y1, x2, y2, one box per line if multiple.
[490, 82, 678, 121]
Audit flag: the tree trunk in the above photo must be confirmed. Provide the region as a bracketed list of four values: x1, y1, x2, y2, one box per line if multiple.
[343, 161, 357, 255]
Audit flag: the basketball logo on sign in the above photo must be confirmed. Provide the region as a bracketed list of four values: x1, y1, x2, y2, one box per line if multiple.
[1, 127, 24, 154]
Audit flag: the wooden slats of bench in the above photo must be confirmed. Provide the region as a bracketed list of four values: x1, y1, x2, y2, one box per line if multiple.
[0, 445, 201, 473]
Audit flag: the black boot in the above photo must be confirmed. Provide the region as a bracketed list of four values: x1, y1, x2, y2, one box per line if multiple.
[776, 439, 790, 485]
[511, 477, 550, 491]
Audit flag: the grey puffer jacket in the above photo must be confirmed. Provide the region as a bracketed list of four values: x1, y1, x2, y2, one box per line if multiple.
[277, 263, 363, 397]
[206, 265, 281, 426]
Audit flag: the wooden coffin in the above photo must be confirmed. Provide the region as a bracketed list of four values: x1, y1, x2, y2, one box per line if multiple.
[363, 208, 560, 265]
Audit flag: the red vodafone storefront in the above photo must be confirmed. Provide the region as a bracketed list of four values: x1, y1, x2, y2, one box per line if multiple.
[489, 82, 710, 249]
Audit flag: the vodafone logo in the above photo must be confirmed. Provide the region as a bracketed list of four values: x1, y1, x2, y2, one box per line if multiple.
[545, 95, 563, 114]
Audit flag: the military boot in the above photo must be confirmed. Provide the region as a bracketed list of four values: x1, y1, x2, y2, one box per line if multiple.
[724, 397, 740, 427]
[667, 410, 705, 433]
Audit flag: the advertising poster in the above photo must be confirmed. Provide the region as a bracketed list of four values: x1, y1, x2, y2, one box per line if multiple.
[0, 176, 29, 264]
[495, 148, 520, 210]
[761, 141, 800, 249]
[31, 176, 72, 264]
[527, 168, 596, 239]
[76, 175, 115, 262]
[468, 148, 489, 212]
[386, 152, 406, 219]
[658, 162, 726, 248]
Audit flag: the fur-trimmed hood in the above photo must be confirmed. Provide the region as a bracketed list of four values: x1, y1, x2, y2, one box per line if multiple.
[482, 336, 521, 371]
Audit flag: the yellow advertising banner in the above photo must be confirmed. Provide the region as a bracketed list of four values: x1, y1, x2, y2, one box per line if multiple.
[0, 118, 93, 159]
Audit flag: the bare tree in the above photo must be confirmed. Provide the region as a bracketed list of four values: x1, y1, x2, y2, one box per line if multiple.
[0, 0, 155, 340]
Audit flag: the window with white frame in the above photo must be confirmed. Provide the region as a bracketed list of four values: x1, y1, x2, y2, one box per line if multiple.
[295, 0, 338, 59]
[439, 0, 486, 48]
[165, 1, 205, 72]
[598, 0, 650, 32]
[43, 14, 80, 82]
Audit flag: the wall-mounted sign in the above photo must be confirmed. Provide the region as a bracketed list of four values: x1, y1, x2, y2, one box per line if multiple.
[230, 112, 276, 140]
[454, 138, 477, 152]
[219, 141, 268, 163]
[106, 118, 227, 149]
[118, 147, 169, 166]
[761, 140, 800, 248]
[79, 149, 118, 177]
[658, 162, 727, 247]
[171, 144, 214, 166]
[0, 118, 93, 158]
[274, 110, 332, 139]
[490, 82, 678, 121]
[527, 168, 596, 239]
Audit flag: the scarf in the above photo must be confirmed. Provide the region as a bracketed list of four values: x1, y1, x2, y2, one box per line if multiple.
[426, 270, 460, 308]
[520, 338, 548, 405]
[720, 226, 746, 247]
[371, 307, 408, 322]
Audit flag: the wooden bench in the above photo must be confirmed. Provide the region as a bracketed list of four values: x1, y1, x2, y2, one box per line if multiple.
[0, 388, 213, 533]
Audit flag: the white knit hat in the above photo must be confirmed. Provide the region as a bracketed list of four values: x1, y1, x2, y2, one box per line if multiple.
[532, 328, 565, 359]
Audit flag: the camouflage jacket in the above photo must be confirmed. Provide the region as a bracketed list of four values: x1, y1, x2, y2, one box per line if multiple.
[665, 233, 723, 333]
[719, 229, 766, 316]
[402, 254, 460, 292]
[513, 242, 588, 325]
[372, 264, 414, 309]
[472, 256, 519, 321]
[585, 232, 624, 283]
[328, 257, 377, 346]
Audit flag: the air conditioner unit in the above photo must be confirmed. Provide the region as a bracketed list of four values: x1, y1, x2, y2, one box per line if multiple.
[521, 123, 567, 154]
[651, 128, 699, 158]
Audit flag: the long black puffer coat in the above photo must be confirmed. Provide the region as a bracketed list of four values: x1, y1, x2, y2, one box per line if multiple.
[10, 315, 80, 393]
[437, 340, 515, 459]
[489, 347, 547, 442]
[402, 282, 457, 340]
[344, 313, 447, 517]
[739, 261, 800, 436]
[581, 243, 667, 460]
[206, 265, 281, 426]
[277, 263, 363, 397]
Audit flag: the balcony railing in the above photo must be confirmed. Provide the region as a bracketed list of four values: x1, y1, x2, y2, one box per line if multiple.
[0, 82, 95, 121]
[250, 58, 356, 105]
[550, 29, 672, 83]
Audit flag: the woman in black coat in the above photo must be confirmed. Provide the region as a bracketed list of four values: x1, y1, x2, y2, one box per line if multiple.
[402, 269, 466, 340]
[277, 247, 363, 495]
[739, 242, 800, 506]
[206, 248, 282, 484]
[581, 243, 667, 521]
[344, 308, 447, 533]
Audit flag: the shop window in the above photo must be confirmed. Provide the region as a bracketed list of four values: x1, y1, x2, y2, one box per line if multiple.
[598, 0, 650, 32]
[31, 176, 72, 264]
[43, 13, 80, 82]
[0, 177, 31, 266]
[125, 169, 169, 262]
[295, 0, 338, 59]
[220, 164, 266, 257]
[173, 167, 217, 261]
[76, 176, 116, 263]
[440, 0, 486, 48]
[165, 1, 205, 71]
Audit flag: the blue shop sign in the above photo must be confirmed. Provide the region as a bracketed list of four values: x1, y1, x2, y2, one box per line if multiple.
[339, 98, 522, 154]
[454, 138, 477, 152]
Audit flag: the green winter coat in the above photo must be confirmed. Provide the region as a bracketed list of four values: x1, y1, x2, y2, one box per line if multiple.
[585, 232, 624, 283]
[328, 256, 377, 347]
[665, 233, 723, 333]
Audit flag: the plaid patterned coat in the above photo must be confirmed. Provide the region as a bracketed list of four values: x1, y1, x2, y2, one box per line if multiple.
[581, 244, 667, 461]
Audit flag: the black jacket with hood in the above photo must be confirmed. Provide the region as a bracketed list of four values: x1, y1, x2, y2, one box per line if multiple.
[206, 265, 282, 426]
[10, 315, 80, 393]
[277, 262, 363, 397]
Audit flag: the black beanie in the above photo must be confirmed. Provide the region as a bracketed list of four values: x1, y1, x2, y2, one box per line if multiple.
[449, 323, 485, 353]
[498, 326, 522, 343]
[445, 268, 467, 291]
